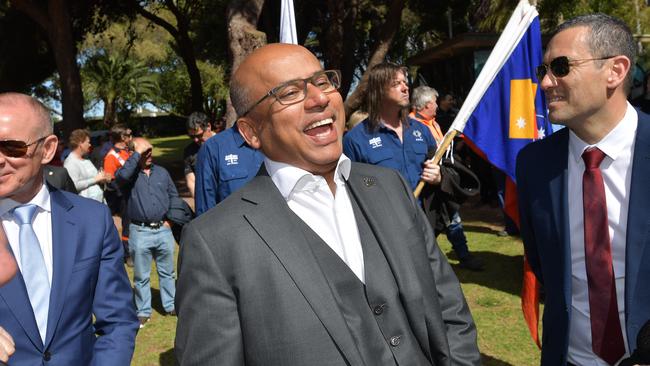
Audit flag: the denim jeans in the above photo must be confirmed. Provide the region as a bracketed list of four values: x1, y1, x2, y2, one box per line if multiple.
[445, 211, 470, 259]
[129, 224, 176, 317]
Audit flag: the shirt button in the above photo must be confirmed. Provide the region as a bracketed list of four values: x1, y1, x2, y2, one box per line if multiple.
[373, 304, 385, 315]
[389, 335, 401, 347]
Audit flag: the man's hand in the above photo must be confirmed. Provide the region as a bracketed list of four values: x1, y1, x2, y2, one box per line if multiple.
[0, 326, 15, 363]
[133, 139, 153, 155]
[0, 225, 17, 286]
[420, 160, 442, 185]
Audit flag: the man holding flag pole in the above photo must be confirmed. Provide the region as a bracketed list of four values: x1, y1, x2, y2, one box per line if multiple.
[411, 0, 551, 350]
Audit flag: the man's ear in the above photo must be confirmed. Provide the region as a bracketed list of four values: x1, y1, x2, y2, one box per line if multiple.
[608, 55, 631, 90]
[40, 134, 58, 165]
[237, 117, 261, 149]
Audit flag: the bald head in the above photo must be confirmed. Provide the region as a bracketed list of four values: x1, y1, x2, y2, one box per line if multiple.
[0, 92, 53, 136]
[230, 44, 322, 117]
[0, 92, 58, 203]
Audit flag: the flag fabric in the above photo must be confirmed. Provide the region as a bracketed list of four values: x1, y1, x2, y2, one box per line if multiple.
[445, 0, 551, 347]
[280, 0, 297, 44]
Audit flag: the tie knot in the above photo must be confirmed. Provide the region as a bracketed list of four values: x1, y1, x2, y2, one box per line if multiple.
[12, 204, 38, 225]
[582, 147, 606, 169]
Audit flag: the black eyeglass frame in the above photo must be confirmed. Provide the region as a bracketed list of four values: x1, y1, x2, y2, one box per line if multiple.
[238, 69, 342, 118]
[0, 135, 50, 158]
[536, 55, 616, 81]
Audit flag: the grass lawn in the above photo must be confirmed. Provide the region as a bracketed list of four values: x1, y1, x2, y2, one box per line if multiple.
[126, 135, 542, 366]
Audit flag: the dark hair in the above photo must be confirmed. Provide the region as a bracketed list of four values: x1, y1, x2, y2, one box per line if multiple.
[555, 13, 636, 93]
[68, 129, 90, 150]
[365, 63, 409, 131]
[186, 112, 211, 130]
[109, 124, 130, 142]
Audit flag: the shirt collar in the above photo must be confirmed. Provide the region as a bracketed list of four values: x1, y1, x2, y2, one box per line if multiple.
[569, 102, 638, 163]
[0, 180, 52, 218]
[265, 154, 351, 200]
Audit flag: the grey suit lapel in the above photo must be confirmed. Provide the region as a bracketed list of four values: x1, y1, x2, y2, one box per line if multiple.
[240, 176, 366, 366]
[345, 168, 430, 359]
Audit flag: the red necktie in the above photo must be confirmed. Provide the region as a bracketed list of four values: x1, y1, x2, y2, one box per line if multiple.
[582, 147, 625, 365]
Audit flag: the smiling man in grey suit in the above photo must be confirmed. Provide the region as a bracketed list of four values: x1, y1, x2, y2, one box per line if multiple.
[174, 43, 480, 366]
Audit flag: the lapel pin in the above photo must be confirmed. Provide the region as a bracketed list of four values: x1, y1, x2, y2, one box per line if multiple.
[363, 177, 376, 187]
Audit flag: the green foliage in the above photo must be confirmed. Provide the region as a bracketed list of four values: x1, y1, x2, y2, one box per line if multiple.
[82, 52, 159, 123]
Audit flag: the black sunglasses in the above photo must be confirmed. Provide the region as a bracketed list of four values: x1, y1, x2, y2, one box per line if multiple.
[535, 55, 615, 81]
[0, 136, 49, 158]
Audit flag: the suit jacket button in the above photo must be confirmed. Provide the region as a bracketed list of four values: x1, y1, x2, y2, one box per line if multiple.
[43, 351, 51, 361]
[373, 304, 385, 315]
[389, 335, 401, 347]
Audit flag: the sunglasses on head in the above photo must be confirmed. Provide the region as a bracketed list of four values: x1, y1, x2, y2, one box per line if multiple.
[0, 136, 49, 158]
[535, 55, 615, 81]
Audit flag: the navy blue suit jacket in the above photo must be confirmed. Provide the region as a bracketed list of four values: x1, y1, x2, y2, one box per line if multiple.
[516, 113, 650, 365]
[0, 187, 138, 365]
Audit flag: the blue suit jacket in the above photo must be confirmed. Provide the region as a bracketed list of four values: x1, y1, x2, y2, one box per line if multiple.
[0, 187, 138, 365]
[516, 113, 650, 365]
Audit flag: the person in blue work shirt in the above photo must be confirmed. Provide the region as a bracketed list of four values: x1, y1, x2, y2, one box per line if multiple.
[194, 123, 264, 215]
[343, 63, 484, 271]
[115, 137, 178, 328]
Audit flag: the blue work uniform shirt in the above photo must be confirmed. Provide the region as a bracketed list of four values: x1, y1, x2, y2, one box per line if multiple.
[115, 152, 179, 223]
[194, 125, 264, 215]
[343, 118, 437, 190]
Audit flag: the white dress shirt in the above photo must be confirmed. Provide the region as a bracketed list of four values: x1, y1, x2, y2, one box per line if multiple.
[265, 154, 366, 283]
[566, 103, 637, 365]
[0, 182, 54, 286]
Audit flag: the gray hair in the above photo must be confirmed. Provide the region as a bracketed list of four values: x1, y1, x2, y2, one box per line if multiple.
[555, 13, 636, 93]
[0, 92, 53, 135]
[411, 86, 439, 111]
[186, 112, 211, 130]
[229, 75, 253, 118]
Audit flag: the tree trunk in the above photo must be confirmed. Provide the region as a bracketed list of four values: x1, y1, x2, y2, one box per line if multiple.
[322, 0, 358, 100]
[343, 0, 405, 117]
[103, 96, 117, 126]
[176, 19, 205, 113]
[225, 0, 267, 127]
[12, 0, 85, 139]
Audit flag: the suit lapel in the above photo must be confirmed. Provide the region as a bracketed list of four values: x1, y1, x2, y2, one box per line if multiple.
[240, 175, 365, 366]
[44, 189, 77, 348]
[625, 115, 650, 311]
[0, 268, 44, 350]
[547, 129, 573, 307]
[345, 168, 430, 358]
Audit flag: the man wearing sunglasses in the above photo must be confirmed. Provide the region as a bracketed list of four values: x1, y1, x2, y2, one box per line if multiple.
[516, 14, 650, 366]
[0, 93, 138, 365]
[175, 44, 479, 366]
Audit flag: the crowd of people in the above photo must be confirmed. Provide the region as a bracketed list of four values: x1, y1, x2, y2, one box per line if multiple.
[0, 11, 649, 366]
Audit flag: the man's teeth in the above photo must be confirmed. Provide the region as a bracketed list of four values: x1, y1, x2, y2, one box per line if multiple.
[548, 96, 564, 102]
[305, 118, 333, 131]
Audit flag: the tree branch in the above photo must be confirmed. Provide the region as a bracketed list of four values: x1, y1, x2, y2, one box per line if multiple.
[10, 0, 51, 31]
[132, 1, 180, 38]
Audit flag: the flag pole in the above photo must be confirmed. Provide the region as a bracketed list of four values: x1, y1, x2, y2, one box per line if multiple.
[413, 0, 536, 198]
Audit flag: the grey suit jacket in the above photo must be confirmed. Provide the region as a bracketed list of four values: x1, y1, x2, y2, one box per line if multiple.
[175, 162, 480, 366]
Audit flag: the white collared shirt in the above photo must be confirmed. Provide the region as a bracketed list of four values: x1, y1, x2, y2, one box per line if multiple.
[265, 154, 365, 282]
[566, 103, 637, 365]
[0, 182, 54, 286]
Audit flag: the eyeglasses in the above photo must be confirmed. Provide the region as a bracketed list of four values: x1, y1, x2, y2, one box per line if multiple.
[535, 55, 615, 81]
[0, 136, 49, 158]
[239, 69, 341, 118]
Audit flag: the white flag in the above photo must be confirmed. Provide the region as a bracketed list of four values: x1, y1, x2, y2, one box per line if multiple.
[280, 0, 297, 44]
